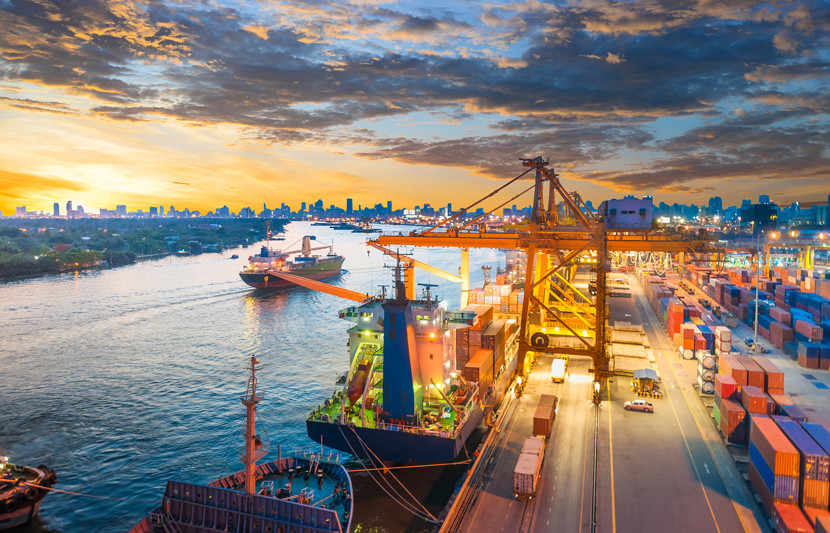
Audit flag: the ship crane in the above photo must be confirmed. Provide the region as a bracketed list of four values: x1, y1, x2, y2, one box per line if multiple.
[370, 157, 717, 392]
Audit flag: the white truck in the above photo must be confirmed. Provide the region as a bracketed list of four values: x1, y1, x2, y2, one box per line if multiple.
[513, 436, 546, 500]
[550, 358, 567, 383]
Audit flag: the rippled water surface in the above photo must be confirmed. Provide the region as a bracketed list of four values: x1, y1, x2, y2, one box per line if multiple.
[0, 222, 501, 532]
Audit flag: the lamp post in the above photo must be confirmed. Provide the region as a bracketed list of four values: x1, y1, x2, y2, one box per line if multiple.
[753, 231, 761, 352]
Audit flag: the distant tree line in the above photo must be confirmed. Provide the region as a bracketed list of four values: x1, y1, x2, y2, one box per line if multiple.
[0, 218, 286, 280]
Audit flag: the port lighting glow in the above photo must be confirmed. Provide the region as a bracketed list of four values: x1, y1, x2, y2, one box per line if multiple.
[429, 332, 436, 339]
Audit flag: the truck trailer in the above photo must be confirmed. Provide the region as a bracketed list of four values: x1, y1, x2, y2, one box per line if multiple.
[513, 436, 546, 500]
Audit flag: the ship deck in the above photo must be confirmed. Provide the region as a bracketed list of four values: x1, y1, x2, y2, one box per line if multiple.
[312, 394, 461, 435]
[133, 455, 353, 533]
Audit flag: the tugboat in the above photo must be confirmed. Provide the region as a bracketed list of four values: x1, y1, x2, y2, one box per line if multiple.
[132, 356, 353, 533]
[239, 233, 344, 290]
[0, 456, 58, 530]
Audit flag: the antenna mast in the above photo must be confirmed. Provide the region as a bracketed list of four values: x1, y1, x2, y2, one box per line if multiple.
[241, 356, 264, 495]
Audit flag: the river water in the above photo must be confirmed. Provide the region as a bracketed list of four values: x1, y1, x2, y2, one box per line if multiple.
[0, 221, 503, 532]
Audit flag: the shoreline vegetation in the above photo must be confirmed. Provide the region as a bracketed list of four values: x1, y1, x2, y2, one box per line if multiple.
[0, 218, 287, 281]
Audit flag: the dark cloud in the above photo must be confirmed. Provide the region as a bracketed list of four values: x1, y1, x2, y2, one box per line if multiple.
[0, 0, 827, 198]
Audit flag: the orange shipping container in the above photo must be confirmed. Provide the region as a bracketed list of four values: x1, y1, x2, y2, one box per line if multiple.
[720, 354, 748, 386]
[752, 356, 786, 393]
[750, 415, 800, 478]
[735, 355, 766, 389]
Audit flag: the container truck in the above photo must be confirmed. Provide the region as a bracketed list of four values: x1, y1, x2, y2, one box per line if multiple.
[513, 436, 546, 500]
[551, 358, 567, 382]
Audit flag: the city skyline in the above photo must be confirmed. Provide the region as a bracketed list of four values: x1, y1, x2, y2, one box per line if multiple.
[1, 1, 828, 217]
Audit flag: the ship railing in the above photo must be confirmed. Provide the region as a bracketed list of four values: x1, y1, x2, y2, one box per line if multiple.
[290, 446, 344, 465]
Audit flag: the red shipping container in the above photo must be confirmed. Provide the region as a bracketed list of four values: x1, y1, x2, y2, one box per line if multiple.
[799, 354, 821, 370]
[811, 512, 830, 532]
[533, 405, 553, 437]
[715, 373, 739, 401]
[772, 502, 814, 533]
[804, 508, 830, 528]
[720, 354, 748, 386]
[694, 334, 707, 351]
[752, 356, 786, 394]
[796, 320, 823, 343]
[736, 355, 766, 389]
[742, 385, 769, 414]
[751, 415, 800, 477]
[682, 323, 696, 339]
[721, 398, 748, 444]
[770, 307, 792, 326]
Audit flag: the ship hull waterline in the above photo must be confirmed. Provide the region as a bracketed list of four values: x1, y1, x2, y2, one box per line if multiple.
[240, 268, 343, 290]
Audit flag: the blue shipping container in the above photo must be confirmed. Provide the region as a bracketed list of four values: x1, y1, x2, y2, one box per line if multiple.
[779, 404, 808, 423]
[802, 422, 830, 458]
[772, 415, 829, 481]
[798, 342, 820, 358]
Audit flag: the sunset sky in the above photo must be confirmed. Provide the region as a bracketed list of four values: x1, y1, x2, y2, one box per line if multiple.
[1, 0, 828, 216]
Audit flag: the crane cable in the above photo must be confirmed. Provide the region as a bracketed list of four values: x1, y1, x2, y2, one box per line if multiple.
[336, 426, 433, 522]
[0, 478, 157, 503]
[346, 425, 438, 523]
[335, 426, 437, 523]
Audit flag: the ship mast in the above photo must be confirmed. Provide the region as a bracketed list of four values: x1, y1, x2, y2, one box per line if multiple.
[241, 355, 264, 495]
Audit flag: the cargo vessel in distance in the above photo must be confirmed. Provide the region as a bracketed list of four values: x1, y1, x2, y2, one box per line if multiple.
[306, 263, 519, 464]
[240, 235, 344, 290]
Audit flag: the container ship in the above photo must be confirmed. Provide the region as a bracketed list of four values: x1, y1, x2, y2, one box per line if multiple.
[239, 235, 344, 290]
[306, 264, 520, 464]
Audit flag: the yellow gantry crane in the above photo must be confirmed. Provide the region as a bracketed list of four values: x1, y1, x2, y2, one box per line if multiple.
[371, 157, 711, 391]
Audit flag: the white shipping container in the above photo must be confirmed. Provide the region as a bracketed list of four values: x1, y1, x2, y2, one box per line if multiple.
[715, 326, 732, 342]
[697, 375, 715, 394]
[513, 453, 543, 498]
[521, 436, 545, 456]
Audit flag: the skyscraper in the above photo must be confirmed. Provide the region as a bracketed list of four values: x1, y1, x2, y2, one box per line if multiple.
[759, 194, 770, 204]
[66, 200, 72, 213]
[53, 202, 59, 216]
[708, 196, 722, 214]
[387, 201, 392, 214]
[346, 198, 353, 214]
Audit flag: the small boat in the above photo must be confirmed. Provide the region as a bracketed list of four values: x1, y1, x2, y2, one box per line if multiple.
[132, 356, 353, 533]
[230, 254, 239, 259]
[0, 456, 58, 530]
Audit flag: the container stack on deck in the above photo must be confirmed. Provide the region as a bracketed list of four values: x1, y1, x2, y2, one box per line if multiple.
[456, 304, 494, 385]
[467, 284, 523, 315]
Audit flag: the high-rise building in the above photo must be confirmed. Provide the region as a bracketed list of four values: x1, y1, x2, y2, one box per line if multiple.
[66, 200, 72, 213]
[387, 201, 392, 214]
[53, 202, 60, 216]
[346, 198, 353, 214]
[708, 196, 722, 214]
[116, 205, 127, 217]
[159, 205, 164, 216]
[759, 194, 770, 204]
[301, 202, 306, 212]
[149, 206, 158, 216]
